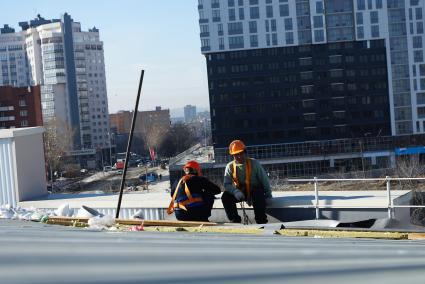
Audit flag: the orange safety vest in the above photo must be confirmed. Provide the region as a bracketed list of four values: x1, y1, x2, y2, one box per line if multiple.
[231, 158, 252, 199]
[167, 175, 203, 215]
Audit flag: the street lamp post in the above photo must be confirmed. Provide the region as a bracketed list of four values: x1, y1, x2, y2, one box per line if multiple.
[108, 132, 113, 167]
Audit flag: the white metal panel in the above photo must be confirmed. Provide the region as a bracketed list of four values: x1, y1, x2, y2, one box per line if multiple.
[72, 207, 165, 220]
[0, 139, 17, 207]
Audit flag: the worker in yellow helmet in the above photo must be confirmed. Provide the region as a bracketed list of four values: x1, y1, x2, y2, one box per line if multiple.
[222, 140, 273, 224]
[167, 160, 221, 222]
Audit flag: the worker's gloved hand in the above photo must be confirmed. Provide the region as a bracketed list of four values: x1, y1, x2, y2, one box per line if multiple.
[265, 197, 273, 207]
[234, 191, 245, 202]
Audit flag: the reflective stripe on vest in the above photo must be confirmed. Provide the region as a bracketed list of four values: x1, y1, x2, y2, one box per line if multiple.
[167, 175, 203, 214]
[231, 158, 252, 199]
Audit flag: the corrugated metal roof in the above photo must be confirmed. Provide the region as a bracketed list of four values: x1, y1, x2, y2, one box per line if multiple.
[0, 138, 17, 207]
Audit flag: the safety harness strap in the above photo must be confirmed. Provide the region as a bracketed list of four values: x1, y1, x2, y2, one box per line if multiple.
[232, 158, 252, 199]
[167, 175, 203, 214]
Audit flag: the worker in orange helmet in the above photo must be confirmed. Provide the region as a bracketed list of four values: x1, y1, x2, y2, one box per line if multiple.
[222, 140, 273, 224]
[167, 160, 221, 222]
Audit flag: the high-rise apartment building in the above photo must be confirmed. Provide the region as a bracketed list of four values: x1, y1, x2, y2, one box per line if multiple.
[195, 0, 425, 176]
[184, 105, 197, 123]
[0, 14, 110, 153]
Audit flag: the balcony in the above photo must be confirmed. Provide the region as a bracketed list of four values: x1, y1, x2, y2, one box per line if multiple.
[200, 32, 210, 37]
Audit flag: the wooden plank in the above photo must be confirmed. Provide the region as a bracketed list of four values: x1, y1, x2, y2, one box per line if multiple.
[46, 216, 217, 227]
[408, 233, 425, 240]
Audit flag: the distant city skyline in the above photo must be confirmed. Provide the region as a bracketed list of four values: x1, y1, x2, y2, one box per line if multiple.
[1, 0, 209, 113]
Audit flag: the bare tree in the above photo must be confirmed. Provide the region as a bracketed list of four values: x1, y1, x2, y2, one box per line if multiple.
[142, 123, 168, 155]
[159, 122, 196, 157]
[43, 117, 74, 188]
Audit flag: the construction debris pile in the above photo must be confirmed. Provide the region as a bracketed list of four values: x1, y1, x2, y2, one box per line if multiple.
[0, 204, 118, 230]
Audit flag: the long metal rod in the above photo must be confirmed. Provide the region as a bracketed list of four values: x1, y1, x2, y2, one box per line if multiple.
[115, 70, 145, 218]
[386, 176, 392, 219]
[314, 177, 319, 219]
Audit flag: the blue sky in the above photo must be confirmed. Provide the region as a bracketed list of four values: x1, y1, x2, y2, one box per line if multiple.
[1, 0, 209, 113]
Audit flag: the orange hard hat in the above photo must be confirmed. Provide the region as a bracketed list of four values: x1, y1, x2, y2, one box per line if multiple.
[183, 160, 202, 175]
[229, 140, 246, 155]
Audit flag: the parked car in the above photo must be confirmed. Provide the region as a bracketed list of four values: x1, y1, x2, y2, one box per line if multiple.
[139, 172, 158, 183]
[103, 166, 112, 172]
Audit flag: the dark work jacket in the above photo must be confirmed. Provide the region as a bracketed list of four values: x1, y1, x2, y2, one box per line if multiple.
[171, 175, 221, 211]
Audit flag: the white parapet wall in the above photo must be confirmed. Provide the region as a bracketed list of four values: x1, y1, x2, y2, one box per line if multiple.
[0, 127, 47, 206]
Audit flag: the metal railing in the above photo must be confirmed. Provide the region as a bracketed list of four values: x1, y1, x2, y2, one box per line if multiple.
[287, 176, 425, 219]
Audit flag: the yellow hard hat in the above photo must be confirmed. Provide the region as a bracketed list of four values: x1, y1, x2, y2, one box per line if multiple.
[229, 140, 246, 155]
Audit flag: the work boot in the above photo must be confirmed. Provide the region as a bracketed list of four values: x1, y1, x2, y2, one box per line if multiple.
[255, 217, 268, 224]
[230, 216, 242, 223]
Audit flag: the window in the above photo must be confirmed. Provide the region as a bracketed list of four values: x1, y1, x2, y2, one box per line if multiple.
[20, 110, 28, 117]
[376, 0, 383, 9]
[285, 32, 294, 44]
[314, 16, 323, 28]
[417, 22, 424, 34]
[299, 57, 313, 66]
[314, 30, 324, 42]
[330, 69, 343, 78]
[249, 21, 257, 33]
[20, 120, 28, 127]
[272, 33, 278, 45]
[415, 50, 423, 62]
[250, 35, 258, 47]
[279, 4, 289, 17]
[303, 113, 316, 121]
[239, 7, 245, 20]
[329, 55, 342, 64]
[18, 99, 26, 107]
[302, 99, 315, 108]
[418, 107, 425, 118]
[417, 92, 425, 104]
[331, 83, 344, 91]
[316, 1, 324, 13]
[420, 64, 425, 76]
[229, 36, 244, 49]
[229, 8, 236, 21]
[370, 11, 378, 24]
[228, 22, 243, 34]
[416, 8, 423, 20]
[356, 12, 363, 25]
[301, 85, 314, 94]
[212, 9, 221, 21]
[250, 6, 259, 19]
[300, 71, 313, 80]
[357, 26, 364, 39]
[413, 36, 423, 48]
[371, 25, 380, 37]
[284, 18, 293, 30]
[266, 5, 273, 18]
[357, 0, 365, 10]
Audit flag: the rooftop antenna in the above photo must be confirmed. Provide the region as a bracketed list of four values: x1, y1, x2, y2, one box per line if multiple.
[115, 70, 145, 218]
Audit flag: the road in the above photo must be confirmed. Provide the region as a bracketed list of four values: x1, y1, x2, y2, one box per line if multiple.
[1, 220, 425, 284]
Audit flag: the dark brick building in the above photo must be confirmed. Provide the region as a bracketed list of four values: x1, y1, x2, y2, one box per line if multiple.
[0, 85, 42, 129]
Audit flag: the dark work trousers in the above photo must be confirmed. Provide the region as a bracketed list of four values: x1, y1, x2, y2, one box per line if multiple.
[175, 193, 215, 222]
[221, 189, 268, 224]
